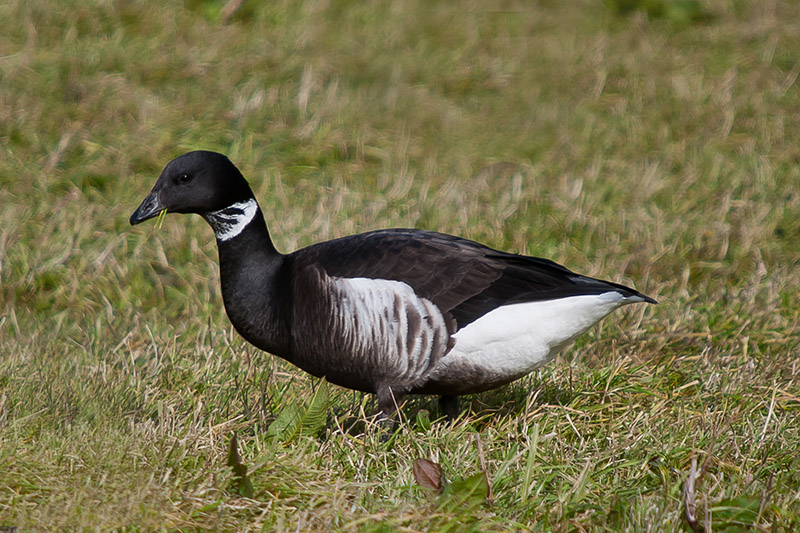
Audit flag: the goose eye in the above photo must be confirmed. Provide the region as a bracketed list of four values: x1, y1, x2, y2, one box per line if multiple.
[179, 173, 192, 183]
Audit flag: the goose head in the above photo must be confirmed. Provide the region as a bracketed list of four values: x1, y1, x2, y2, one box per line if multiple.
[130, 150, 253, 225]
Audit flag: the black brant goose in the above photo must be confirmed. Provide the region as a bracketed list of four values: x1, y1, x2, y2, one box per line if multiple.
[131, 150, 656, 420]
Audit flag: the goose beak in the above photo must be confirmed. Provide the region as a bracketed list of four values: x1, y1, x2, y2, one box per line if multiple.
[130, 191, 164, 225]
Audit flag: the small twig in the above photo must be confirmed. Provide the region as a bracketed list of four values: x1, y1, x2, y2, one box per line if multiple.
[697, 417, 733, 485]
[220, 0, 245, 24]
[683, 455, 699, 533]
[564, 411, 584, 446]
[389, 388, 405, 428]
[475, 433, 493, 506]
[568, 365, 573, 395]
[758, 381, 778, 443]
[757, 472, 774, 523]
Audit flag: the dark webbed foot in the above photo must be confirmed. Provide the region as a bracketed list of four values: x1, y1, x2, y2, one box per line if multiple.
[439, 395, 459, 422]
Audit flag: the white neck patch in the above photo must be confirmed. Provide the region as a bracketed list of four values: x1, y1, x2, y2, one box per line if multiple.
[204, 198, 259, 241]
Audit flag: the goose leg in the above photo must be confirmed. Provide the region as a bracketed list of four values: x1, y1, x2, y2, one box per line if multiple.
[439, 395, 459, 422]
[376, 384, 403, 435]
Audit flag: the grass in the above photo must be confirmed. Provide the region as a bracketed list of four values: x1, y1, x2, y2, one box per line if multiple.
[1, 0, 799, 529]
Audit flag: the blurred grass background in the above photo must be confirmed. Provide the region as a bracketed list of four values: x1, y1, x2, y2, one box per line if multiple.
[1, 0, 799, 529]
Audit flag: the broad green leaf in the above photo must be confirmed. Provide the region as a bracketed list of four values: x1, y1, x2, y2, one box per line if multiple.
[226, 432, 254, 498]
[267, 379, 330, 442]
[439, 472, 489, 512]
[711, 495, 760, 531]
[266, 403, 303, 441]
[300, 378, 329, 437]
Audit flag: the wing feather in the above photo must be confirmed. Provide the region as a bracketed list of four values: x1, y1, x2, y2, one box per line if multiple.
[292, 229, 651, 330]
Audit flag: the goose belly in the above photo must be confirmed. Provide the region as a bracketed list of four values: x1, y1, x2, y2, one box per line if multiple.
[419, 292, 633, 394]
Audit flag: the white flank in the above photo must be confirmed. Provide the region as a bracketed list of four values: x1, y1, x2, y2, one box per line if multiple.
[331, 277, 449, 383]
[205, 199, 258, 241]
[429, 291, 639, 385]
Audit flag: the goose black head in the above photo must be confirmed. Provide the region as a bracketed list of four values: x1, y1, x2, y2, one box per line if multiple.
[130, 150, 254, 225]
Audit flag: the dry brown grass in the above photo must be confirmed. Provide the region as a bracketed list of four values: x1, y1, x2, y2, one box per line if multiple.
[1, 0, 799, 530]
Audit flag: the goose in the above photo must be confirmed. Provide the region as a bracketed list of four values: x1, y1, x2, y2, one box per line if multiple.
[130, 150, 656, 420]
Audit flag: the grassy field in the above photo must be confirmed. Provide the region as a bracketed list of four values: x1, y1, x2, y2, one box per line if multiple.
[2, 0, 799, 529]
